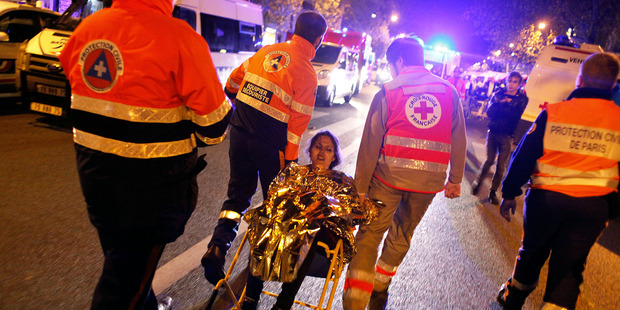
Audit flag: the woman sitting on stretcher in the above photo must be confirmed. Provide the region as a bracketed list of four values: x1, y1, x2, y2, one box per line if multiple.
[240, 130, 379, 310]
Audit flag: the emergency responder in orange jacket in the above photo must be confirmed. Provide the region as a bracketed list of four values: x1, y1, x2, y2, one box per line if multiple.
[58, 0, 232, 308]
[201, 12, 327, 286]
[497, 53, 620, 310]
[342, 36, 467, 310]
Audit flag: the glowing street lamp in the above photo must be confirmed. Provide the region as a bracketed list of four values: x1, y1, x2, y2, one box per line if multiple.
[371, 13, 376, 18]
[391, 14, 398, 22]
[538, 22, 546, 30]
[509, 43, 514, 48]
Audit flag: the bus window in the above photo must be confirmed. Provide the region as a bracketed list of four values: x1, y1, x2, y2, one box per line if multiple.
[201, 13, 238, 53]
[172, 6, 196, 31]
[239, 22, 262, 52]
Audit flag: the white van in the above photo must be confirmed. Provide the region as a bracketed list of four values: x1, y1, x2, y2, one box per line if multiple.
[514, 41, 604, 140]
[312, 42, 359, 106]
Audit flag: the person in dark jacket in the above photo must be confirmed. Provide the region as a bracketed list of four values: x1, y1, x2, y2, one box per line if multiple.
[472, 71, 528, 204]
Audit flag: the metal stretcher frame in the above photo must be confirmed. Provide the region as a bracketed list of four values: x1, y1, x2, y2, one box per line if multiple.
[205, 230, 346, 310]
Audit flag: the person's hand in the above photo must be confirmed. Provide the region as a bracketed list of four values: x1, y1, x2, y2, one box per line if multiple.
[444, 181, 461, 199]
[499, 199, 517, 222]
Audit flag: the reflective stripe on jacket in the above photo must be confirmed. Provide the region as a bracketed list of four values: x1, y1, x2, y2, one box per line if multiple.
[225, 35, 316, 161]
[531, 98, 620, 196]
[59, 0, 231, 159]
[374, 67, 455, 192]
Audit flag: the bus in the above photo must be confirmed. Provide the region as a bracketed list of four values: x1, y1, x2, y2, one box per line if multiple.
[173, 0, 263, 83]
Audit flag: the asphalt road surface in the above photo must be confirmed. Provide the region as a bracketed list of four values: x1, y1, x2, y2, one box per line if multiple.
[1, 85, 618, 310]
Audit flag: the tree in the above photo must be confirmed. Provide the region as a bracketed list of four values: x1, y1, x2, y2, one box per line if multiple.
[255, 0, 346, 38]
[493, 24, 556, 71]
[341, 0, 396, 57]
[464, 0, 620, 56]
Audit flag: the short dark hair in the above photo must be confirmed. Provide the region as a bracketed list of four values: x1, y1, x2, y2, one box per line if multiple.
[385, 36, 424, 67]
[507, 71, 523, 84]
[579, 53, 620, 90]
[306, 130, 341, 169]
[294, 12, 327, 45]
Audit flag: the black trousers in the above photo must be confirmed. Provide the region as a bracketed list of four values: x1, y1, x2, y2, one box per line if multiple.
[91, 229, 165, 310]
[512, 189, 609, 309]
[209, 126, 283, 251]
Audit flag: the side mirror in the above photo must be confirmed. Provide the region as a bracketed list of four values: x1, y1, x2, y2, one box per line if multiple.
[0, 32, 9, 42]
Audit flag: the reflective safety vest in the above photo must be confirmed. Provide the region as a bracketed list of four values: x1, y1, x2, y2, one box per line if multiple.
[531, 98, 620, 197]
[375, 67, 454, 192]
[225, 35, 316, 161]
[59, 0, 231, 159]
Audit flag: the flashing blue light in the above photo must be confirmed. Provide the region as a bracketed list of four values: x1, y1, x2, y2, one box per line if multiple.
[427, 34, 456, 51]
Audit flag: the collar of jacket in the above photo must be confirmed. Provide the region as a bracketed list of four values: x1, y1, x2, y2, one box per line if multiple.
[399, 66, 430, 75]
[566, 87, 613, 100]
[112, 0, 173, 16]
[291, 35, 316, 61]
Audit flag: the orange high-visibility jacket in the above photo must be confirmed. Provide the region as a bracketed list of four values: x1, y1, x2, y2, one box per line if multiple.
[59, 0, 231, 159]
[225, 35, 316, 161]
[531, 98, 620, 197]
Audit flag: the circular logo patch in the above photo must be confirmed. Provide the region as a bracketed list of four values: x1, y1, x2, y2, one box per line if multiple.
[78, 40, 124, 93]
[263, 51, 291, 72]
[405, 94, 442, 129]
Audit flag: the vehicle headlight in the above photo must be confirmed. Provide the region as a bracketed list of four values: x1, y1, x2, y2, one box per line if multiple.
[317, 70, 330, 79]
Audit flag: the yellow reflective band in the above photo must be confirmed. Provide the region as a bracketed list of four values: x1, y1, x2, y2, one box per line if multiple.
[196, 132, 226, 145]
[71, 94, 188, 123]
[242, 59, 250, 71]
[380, 154, 448, 173]
[227, 77, 240, 90]
[287, 131, 301, 145]
[191, 97, 232, 127]
[219, 210, 242, 223]
[385, 135, 451, 153]
[291, 100, 313, 116]
[531, 175, 619, 189]
[237, 91, 290, 123]
[73, 129, 196, 159]
[244, 72, 293, 107]
[346, 269, 375, 284]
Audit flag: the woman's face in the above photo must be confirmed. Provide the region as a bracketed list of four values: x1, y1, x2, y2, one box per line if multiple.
[310, 135, 336, 169]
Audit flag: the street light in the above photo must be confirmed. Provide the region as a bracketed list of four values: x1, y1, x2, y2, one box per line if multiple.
[371, 13, 376, 18]
[509, 43, 514, 48]
[538, 22, 546, 30]
[391, 14, 398, 22]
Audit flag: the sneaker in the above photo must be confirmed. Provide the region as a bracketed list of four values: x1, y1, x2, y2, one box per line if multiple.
[158, 296, 173, 310]
[201, 245, 226, 285]
[368, 288, 389, 310]
[489, 190, 500, 205]
[472, 181, 481, 195]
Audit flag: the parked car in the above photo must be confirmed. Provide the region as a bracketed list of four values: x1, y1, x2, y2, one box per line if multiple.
[312, 42, 359, 107]
[0, 1, 59, 99]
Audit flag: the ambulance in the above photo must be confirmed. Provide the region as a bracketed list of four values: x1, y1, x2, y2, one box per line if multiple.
[514, 38, 605, 141]
[21, 0, 263, 117]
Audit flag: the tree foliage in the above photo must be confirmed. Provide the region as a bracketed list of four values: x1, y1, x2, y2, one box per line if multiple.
[464, 0, 620, 55]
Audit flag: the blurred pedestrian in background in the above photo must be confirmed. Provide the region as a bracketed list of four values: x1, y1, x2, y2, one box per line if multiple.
[472, 72, 528, 204]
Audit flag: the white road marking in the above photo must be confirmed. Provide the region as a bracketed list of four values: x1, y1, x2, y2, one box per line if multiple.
[152, 221, 248, 294]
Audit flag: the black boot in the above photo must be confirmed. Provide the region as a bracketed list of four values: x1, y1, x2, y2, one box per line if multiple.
[368, 287, 389, 310]
[201, 245, 226, 285]
[472, 180, 481, 195]
[489, 190, 500, 205]
[496, 279, 533, 310]
[240, 297, 258, 310]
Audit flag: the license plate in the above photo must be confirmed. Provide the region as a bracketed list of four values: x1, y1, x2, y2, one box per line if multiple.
[36, 84, 66, 97]
[30, 102, 63, 116]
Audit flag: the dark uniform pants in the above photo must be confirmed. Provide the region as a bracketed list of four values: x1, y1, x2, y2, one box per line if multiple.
[512, 189, 608, 309]
[209, 125, 283, 250]
[478, 130, 512, 191]
[91, 229, 165, 310]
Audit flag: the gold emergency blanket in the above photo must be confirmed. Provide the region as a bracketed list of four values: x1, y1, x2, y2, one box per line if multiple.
[244, 164, 378, 282]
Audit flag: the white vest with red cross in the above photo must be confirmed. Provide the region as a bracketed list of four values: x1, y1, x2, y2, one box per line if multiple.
[374, 67, 454, 193]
